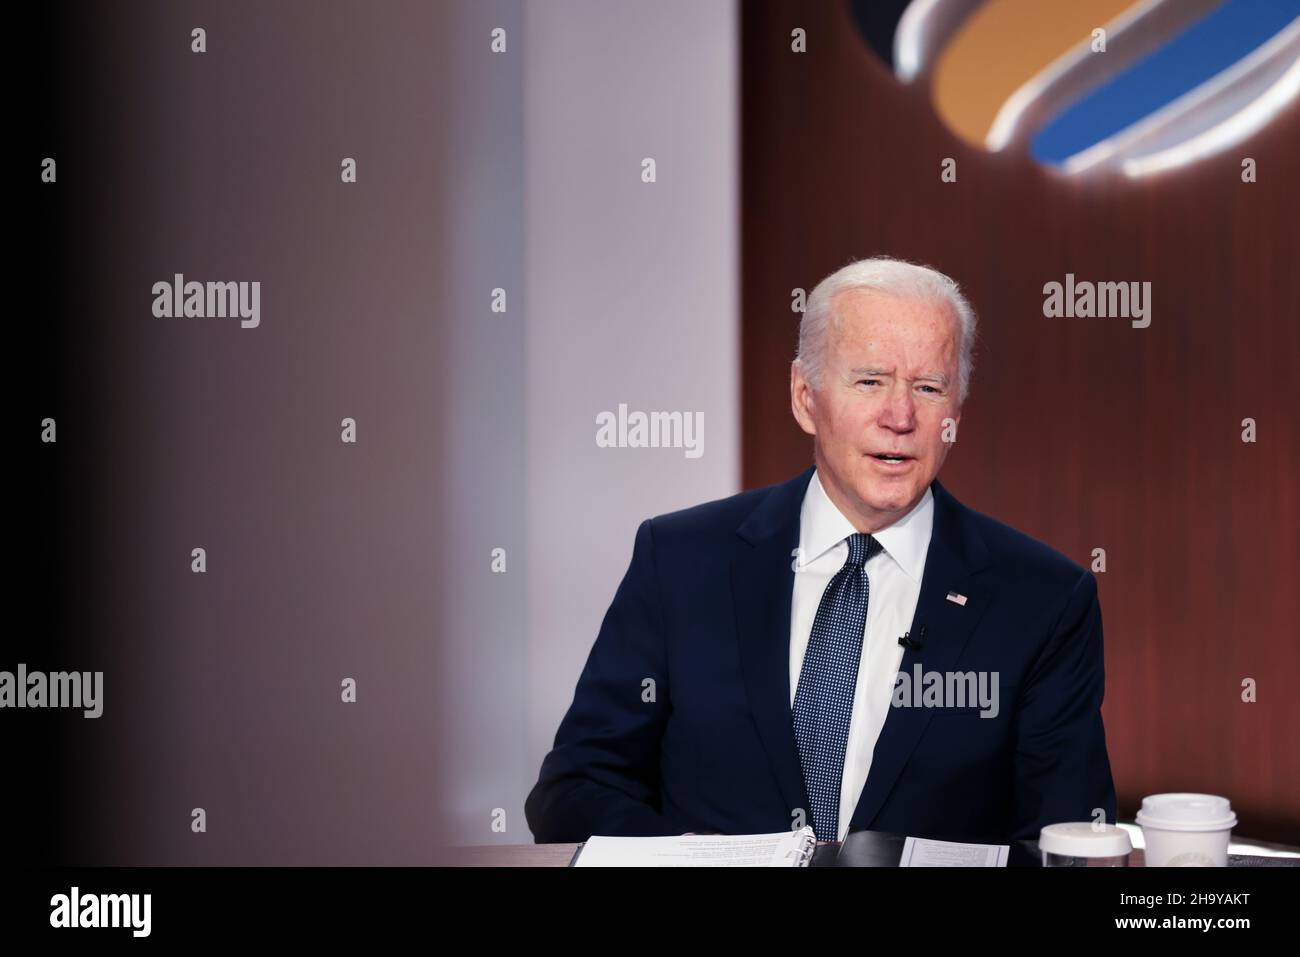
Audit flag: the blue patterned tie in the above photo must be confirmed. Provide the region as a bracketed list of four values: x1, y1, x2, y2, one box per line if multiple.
[792, 532, 882, 842]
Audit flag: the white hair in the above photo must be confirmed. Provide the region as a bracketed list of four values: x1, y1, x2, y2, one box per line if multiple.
[796, 256, 977, 403]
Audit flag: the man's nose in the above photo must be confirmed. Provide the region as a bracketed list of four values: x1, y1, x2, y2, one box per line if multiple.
[877, 385, 916, 431]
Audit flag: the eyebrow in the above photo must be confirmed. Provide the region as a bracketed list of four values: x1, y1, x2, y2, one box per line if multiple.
[849, 367, 950, 385]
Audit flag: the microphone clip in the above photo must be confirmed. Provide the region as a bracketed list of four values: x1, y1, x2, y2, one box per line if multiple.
[897, 625, 926, 651]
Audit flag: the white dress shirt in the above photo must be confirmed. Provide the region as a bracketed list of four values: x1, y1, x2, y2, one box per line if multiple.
[789, 469, 934, 841]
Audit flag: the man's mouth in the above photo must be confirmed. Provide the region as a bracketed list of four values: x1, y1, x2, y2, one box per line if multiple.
[870, 452, 913, 464]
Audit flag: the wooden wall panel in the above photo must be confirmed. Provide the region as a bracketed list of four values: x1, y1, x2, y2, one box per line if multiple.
[742, 1, 1299, 841]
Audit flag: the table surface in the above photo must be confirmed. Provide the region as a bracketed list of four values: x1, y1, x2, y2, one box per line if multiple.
[441, 841, 1300, 867]
[442, 842, 1153, 867]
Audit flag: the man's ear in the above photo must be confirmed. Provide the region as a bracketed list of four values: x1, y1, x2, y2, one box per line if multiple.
[790, 361, 817, 436]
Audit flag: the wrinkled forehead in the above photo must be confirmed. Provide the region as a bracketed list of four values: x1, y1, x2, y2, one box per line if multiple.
[826, 287, 960, 363]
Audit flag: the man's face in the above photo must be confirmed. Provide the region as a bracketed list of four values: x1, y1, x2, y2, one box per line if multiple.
[791, 287, 963, 532]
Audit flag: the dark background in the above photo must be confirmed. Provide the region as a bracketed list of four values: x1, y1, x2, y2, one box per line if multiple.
[16, 3, 97, 864]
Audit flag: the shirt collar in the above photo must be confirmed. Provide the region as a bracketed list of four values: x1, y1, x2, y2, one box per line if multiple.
[797, 469, 934, 582]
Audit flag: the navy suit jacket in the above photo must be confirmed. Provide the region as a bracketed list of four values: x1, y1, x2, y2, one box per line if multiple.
[525, 467, 1116, 844]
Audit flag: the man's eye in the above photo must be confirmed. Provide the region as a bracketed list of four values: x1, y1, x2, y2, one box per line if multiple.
[918, 385, 939, 394]
[858, 379, 879, 386]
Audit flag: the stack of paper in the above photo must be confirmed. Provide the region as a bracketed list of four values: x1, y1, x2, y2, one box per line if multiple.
[573, 827, 817, 867]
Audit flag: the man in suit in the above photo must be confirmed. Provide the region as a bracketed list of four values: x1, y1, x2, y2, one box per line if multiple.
[526, 256, 1116, 844]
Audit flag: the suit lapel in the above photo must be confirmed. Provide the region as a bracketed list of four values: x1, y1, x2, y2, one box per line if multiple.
[847, 478, 994, 831]
[731, 466, 815, 818]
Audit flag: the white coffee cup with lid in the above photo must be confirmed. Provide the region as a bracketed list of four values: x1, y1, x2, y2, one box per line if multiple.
[1039, 822, 1132, 866]
[1136, 793, 1236, 867]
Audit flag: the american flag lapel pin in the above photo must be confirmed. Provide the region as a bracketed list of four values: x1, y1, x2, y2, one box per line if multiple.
[945, 591, 968, 607]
